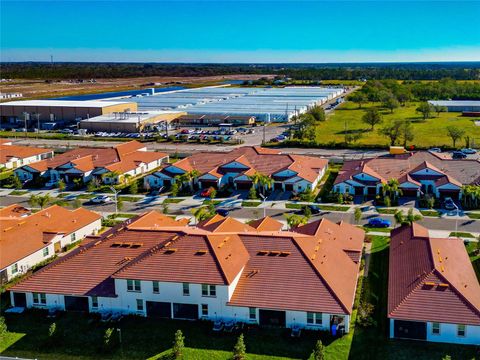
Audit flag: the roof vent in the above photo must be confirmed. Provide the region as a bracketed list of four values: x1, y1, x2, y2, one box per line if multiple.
[195, 250, 207, 255]
[164, 248, 177, 254]
[257, 250, 268, 256]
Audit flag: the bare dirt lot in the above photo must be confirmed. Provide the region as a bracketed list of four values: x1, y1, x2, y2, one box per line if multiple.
[0, 74, 273, 100]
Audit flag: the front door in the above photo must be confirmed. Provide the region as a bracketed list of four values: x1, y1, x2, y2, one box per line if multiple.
[259, 309, 286, 327]
[54, 242, 61, 253]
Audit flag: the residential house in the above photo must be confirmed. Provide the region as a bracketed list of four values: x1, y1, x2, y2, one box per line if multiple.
[388, 223, 480, 345]
[0, 204, 102, 284]
[333, 151, 480, 200]
[0, 140, 53, 170]
[10, 211, 364, 334]
[145, 146, 328, 194]
[14, 141, 168, 185]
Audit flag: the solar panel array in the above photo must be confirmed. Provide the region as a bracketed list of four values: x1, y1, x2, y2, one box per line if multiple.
[130, 86, 344, 122]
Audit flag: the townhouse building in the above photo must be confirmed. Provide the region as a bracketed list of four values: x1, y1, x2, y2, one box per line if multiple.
[0, 139, 53, 170]
[10, 211, 364, 334]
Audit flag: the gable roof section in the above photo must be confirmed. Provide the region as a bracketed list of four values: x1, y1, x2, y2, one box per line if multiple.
[0, 204, 101, 269]
[198, 215, 256, 233]
[388, 224, 480, 325]
[249, 216, 284, 232]
[0, 144, 52, 164]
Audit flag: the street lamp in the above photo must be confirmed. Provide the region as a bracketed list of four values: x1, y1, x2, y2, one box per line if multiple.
[109, 186, 120, 214]
[259, 193, 266, 218]
[451, 201, 459, 236]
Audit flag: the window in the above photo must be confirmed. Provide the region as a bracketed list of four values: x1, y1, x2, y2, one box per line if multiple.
[33, 292, 46, 305]
[136, 299, 144, 312]
[183, 283, 190, 296]
[201, 284, 216, 297]
[43, 247, 49, 257]
[432, 322, 440, 335]
[11, 263, 18, 274]
[152, 281, 160, 294]
[201, 304, 208, 317]
[249, 307, 256, 320]
[91, 296, 98, 309]
[71, 233, 76, 242]
[457, 324, 466, 337]
[307, 312, 322, 325]
[127, 279, 141, 292]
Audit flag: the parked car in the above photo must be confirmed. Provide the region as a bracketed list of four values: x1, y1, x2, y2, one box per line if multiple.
[428, 147, 442, 153]
[367, 218, 391, 228]
[443, 197, 456, 211]
[216, 208, 230, 216]
[304, 205, 321, 214]
[452, 151, 467, 159]
[200, 187, 215, 197]
[91, 195, 112, 204]
[461, 148, 477, 154]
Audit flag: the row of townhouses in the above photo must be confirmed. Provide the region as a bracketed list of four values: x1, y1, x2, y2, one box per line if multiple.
[334, 151, 480, 200]
[145, 146, 328, 194]
[0, 204, 102, 284]
[0, 139, 53, 170]
[8, 210, 480, 344]
[14, 140, 169, 185]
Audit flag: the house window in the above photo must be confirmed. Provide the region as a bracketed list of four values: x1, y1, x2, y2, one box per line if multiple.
[183, 283, 190, 296]
[71, 233, 76, 242]
[249, 307, 256, 320]
[11, 263, 18, 274]
[91, 296, 98, 309]
[432, 322, 440, 335]
[33, 292, 46, 305]
[152, 281, 160, 294]
[136, 299, 144, 312]
[43, 247, 49, 257]
[457, 324, 466, 337]
[127, 279, 141, 292]
[201, 304, 208, 317]
[201, 284, 216, 297]
[307, 312, 322, 325]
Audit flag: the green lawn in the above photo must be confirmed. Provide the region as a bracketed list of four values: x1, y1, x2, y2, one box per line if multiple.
[285, 203, 349, 212]
[118, 196, 141, 202]
[9, 190, 29, 195]
[162, 198, 184, 204]
[376, 208, 397, 215]
[349, 236, 478, 360]
[449, 231, 476, 238]
[467, 212, 480, 219]
[313, 101, 480, 148]
[362, 226, 391, 234]
[242, 201, 262, 207]
[419, 210, 440, 217]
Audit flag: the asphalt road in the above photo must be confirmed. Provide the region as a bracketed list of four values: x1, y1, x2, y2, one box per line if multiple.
[3, 194, 479, 233]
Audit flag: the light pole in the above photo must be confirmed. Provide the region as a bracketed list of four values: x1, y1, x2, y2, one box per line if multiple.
[452, 201, 459, 236]
[109, 186, 120, 214]
[116, 328, 123, 357]
[259, 193, 266, 218]
[22, 112, 29, 139]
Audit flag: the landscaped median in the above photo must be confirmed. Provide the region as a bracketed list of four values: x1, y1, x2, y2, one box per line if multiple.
[241, 201, 261, 207]
[162, 198, 184, 204]
[285, 202, 350, 212]
[419, 209, 440, 217]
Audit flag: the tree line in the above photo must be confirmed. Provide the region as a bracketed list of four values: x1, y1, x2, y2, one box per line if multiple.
[2, 62, 479, 80]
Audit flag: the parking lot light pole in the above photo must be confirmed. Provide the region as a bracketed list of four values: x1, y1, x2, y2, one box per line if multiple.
[110, 186, 119, 214]
[259, 193, 266, 218]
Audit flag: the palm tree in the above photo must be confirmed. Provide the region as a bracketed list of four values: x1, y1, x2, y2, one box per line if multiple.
[382, 179, 402, 204]
[259, 175, 274, 195]
[394, 208, 422, 226]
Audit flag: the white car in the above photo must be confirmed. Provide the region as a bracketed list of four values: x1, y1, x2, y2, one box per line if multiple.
[90, 195, 112, 204]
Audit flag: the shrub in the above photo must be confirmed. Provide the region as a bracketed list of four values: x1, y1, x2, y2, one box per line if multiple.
[103, 328, 115, 351]
[311, 340, 325, 360]
[0, 316, 7, 338]
[233, 334, 246, 360]
[48, 322, 57, 337]
[357, 301, 377, 327]
[172, 329, 185, 359]
[248, 186, 257, 200]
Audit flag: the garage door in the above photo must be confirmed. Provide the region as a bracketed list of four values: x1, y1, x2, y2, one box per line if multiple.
[64, 296, 89, 312]
[402, 189, 418, 197]
[173, 303, 198, 320]
[439, 190, 460, 200]
[393, 320, 426, 340]
[146, 301, 171, 318]
[236, 181, 252, 190]
[259, 309, 286, 327]
[13, 292, 27, 307]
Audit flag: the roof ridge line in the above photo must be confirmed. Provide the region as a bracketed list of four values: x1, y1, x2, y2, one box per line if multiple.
[390, 269, 435, 315]
[205, 234, 230, 285]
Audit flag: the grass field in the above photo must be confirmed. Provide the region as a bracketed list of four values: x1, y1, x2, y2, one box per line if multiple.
[313, 101, 480, 148]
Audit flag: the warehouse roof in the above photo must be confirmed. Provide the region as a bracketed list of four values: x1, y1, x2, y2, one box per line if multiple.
[80, 110, 184, 124]
[428, 100, 480, 106]
[0, 100, 135, 108]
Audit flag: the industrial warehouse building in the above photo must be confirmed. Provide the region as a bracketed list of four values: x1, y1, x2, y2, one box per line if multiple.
[175, 114, 255, 126]
[0, 100, 137, 127]
[79, 110, 185, 132]
[129, 86, 344, 122]
[428, 100, 480, 112]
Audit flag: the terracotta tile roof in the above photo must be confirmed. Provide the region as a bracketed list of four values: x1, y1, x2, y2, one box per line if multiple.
[164, 147, 327, 185]
[12, 211, 364, 315]
[0, 144, 52, 164]
[388, 224, 480, 325]
[0, 204, 101, 269]
[114, 140, 145, 157]
[249, 217, 284, 232]
[335, 151, 480, 186]
[0, 204, 31, 218]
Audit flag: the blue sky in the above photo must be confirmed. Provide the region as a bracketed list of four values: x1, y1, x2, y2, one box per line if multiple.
[1, 0, 480, 62]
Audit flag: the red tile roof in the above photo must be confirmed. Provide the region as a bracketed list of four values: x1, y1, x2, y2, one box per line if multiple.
[388, 224, 480, 325]
[12, 212, 364, 314]
[249, 216, 284, 232]
[0, 204, 101, 269]
[336, 151, 480, 187]
[0, 144, 52, 164]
